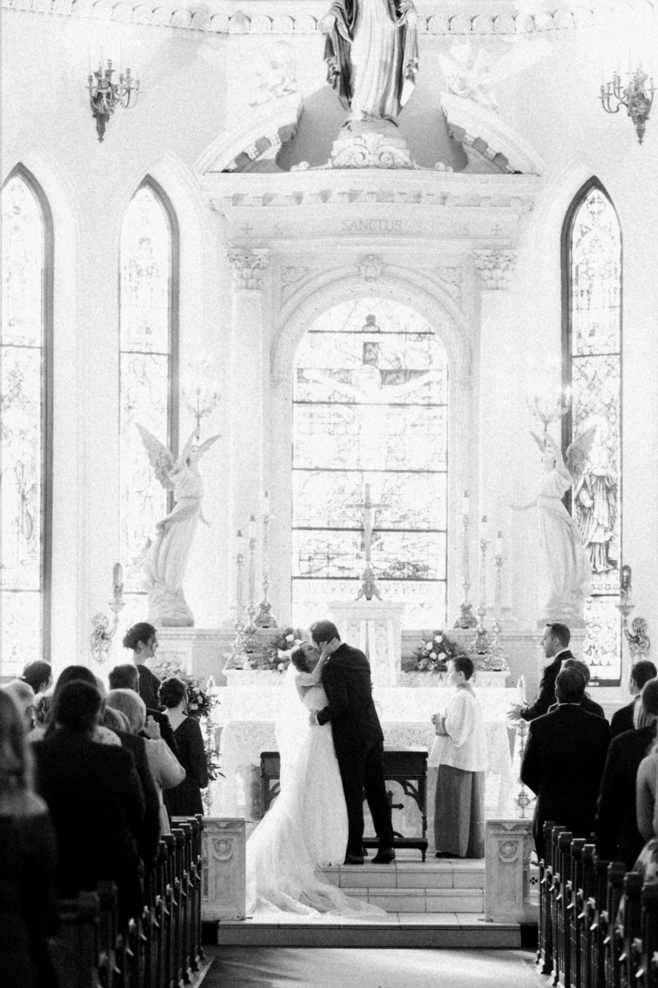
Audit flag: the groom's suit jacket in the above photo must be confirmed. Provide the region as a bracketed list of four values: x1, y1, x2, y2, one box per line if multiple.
[316, 643, 384, 754]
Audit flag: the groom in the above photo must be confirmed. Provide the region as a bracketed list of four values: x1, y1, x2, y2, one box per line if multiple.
[308, 619, 396, 865]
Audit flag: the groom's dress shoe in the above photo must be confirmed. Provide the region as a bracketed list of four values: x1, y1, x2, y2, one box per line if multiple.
[344, 854, 365, 865]
[372, 848, 396, 864]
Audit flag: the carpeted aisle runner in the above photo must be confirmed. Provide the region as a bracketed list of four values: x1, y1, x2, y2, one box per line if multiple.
[200, 947, 543, 988]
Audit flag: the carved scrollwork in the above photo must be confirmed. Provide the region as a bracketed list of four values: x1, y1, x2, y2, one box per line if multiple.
[497, 839, 520, 863]
[227, 248, 270, 290]
[359, 255, 384, 282]
[473, 249, 517, 291]
[434, 266, 464, 303]
[280, 265, 310, 303]
[211, 837, 235, 862]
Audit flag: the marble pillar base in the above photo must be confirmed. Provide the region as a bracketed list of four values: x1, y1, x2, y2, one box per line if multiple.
[484, 818, 539, 924]
[202, 818, 246, 921]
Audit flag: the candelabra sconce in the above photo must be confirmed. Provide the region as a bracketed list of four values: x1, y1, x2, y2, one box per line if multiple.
[256, 508, 278, 628]
[601, 66, 655, 145]
[90, 563, 126, 664]
[525, 386, 571, 436]
[455, 506, 477, 630]
[617, 564, 651, 658]
[487, 544, 508, 671]
[513, 719, 533, 819]
[182, 363, 221, 437]
[87, 60, 139, 143]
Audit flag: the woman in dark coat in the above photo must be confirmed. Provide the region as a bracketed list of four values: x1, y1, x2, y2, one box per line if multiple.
[160, 677, 208, 817]
[0, 690, 58, 988]
[33, 681, 145, 928]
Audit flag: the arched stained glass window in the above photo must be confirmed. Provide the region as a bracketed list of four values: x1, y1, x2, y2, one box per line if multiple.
[1, 169, 53, 670]
[119, 181, 178, 619]
[562, 180, 622, 684]
[292, 299, 448, 629]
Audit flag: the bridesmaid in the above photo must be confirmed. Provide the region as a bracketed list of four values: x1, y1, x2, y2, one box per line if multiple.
[122, 622, 162, 710]
[160, 678, 208, 816]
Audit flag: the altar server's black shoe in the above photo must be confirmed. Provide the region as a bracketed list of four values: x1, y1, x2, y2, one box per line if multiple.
[372, 848, 396, 864]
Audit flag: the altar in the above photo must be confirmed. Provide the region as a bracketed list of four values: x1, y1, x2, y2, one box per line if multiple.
[210, 671, 518, 844]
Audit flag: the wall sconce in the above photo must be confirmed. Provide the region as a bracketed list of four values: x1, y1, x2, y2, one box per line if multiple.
[90, 563, 126, 663]
[600, 66, 655, 145]
[88, 59, 139, 143]
[616, 564, 651, 659]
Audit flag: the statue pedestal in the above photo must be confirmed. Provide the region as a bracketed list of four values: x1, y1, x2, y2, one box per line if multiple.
[329, 600, 405, 687]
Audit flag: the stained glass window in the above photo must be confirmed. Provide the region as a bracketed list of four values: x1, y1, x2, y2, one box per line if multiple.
[292, 300, 448, 629]
[1, 169, 52, 671]
[563, 180, 622, 684]
[119, 182, 178, 618]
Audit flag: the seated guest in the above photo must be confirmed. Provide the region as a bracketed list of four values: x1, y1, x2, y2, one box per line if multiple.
[2, 681, 36, 730]
[32, 681, 145, 928]
[612, 660, 658, 739]
[109, 664, 179, 757]
[30, 666, 120, 746]
[106, 688, 184, 838]
[160, 678, 209, 818]
[521, 667, 610, 861]
[596, 678, 658, 867]
[0, 692, 58, 988]
[509, 622, 573, 722]
[431, 655, 487, 859]
[547, 659, 606, 719]
[122, 623, 162, 710]
[20, 660, 52, 696]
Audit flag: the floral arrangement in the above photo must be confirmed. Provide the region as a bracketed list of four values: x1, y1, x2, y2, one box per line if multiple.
[244, 627, 305, 672]
[153, 659, 219, 719]
[402, 630, 464, 674]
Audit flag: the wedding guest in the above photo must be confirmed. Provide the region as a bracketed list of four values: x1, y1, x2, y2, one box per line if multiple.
[106, 688, 184, 838]
[122, 622, 162, 710]
[2, 680, 36, 729]
[611, 660, 658, 738]
[596, 677, 658, 867]
[547, 659, 606, 719]
[20, 660, 52, 696]
[0, 692, 58, 988]
[31, 665, 121, 746]
[636, 681, 658, 842]
[431, 655, 487, 859]
[109, 663, 179, 757]
[160, 677, 208, 817]
[33, 681, 145, 928]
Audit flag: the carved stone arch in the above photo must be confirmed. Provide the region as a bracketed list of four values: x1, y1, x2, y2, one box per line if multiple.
[195, 94, 303, 174]
[272, 270, 472, 385]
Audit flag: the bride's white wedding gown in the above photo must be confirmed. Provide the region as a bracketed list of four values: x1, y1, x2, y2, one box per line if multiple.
[245, 671, 384, 917]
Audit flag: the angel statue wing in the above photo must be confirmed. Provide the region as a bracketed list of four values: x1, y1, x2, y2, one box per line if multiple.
[565, 426, 598, 484]
[198, 434, 221, 458]
[136, 424, 175, 490]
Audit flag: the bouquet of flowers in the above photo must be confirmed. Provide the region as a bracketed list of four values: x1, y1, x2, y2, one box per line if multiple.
[403, 630, 463, 674]
[245, 627, 306, 672]
[153, 659, 219, 719]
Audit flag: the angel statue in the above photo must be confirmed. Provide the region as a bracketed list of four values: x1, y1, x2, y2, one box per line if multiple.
[137, 425, 220, 627]
[512, 430, 595, 626]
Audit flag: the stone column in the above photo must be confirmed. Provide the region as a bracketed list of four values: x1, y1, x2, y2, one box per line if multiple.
[202, 817, 246, 920]
[484, 818, 538, 923]
[473, 249, 519, 623]
[226, 249, 270, 614]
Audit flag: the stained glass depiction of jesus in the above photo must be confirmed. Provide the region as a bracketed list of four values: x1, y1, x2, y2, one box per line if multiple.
[292, 299, 448, 630]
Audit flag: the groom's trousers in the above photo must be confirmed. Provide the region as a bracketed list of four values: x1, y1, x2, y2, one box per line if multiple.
[335, 740, 395, 856]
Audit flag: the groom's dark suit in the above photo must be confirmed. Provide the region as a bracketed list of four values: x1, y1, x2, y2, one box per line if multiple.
[316, 643, 394, 857]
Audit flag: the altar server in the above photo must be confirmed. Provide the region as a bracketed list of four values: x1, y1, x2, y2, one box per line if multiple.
[431, 655, 488, 859]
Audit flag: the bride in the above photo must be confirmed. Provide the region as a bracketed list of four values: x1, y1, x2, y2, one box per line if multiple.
[246, 639, 384, 917]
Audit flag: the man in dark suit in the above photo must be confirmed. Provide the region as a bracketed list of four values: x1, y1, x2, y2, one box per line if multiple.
[509, 622, 574, 722]
[109, 664, 179, 758]
[521, 667, 610, 861]
[610, 659, 657, 738]
[309, 619, 395, 865]
[547, 659, 606, 719]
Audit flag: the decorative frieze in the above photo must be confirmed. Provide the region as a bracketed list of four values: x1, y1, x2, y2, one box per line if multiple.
[473, 248, 517, 291]
[358, 255, 384, 282]
[227, 248, 270, 290]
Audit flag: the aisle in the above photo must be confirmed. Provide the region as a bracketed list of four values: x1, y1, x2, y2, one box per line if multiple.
[199, 946, 542, 988]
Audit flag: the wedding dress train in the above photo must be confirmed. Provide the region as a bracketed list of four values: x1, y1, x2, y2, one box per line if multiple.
[245, 670, 384, 917]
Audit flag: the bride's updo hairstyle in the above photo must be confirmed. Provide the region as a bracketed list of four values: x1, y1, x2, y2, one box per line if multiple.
[159, 677, 187, 709]
[289, 642, 313, 673]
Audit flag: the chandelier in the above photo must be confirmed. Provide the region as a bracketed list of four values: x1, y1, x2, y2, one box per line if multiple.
[600, 66, 655, 145]
[87, 59, 139, 143]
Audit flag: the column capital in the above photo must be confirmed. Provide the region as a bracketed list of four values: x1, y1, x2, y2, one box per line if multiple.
[473, 249, 517, 291]
[227, 248, 270, 290]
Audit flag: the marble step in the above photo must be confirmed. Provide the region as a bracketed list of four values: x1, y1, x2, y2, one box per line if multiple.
[343, 886, 484, 913]
[209, 914, 522, 949]
[323, 857, 485, 894]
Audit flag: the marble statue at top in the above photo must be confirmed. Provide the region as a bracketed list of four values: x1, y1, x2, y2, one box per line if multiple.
[321, 0, 419, 127]
[137, 425, 220, 627]
[512, 431, 595, 627]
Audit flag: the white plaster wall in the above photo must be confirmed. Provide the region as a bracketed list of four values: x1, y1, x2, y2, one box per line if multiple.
[2, 9, 656, 685]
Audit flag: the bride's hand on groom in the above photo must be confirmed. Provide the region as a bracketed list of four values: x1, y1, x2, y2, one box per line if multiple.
[320, 638, 341, 661]
[308, 709, 320, 725]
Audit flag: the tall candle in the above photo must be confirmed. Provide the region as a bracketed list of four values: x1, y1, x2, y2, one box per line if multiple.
[621, 564, 632, 590]
[495, 531, 503, 557]
[480, 515, 488, 542]
[263, 490, 270, 519]
[463, 490, 470, 518]
[248, 514, 256, 540]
